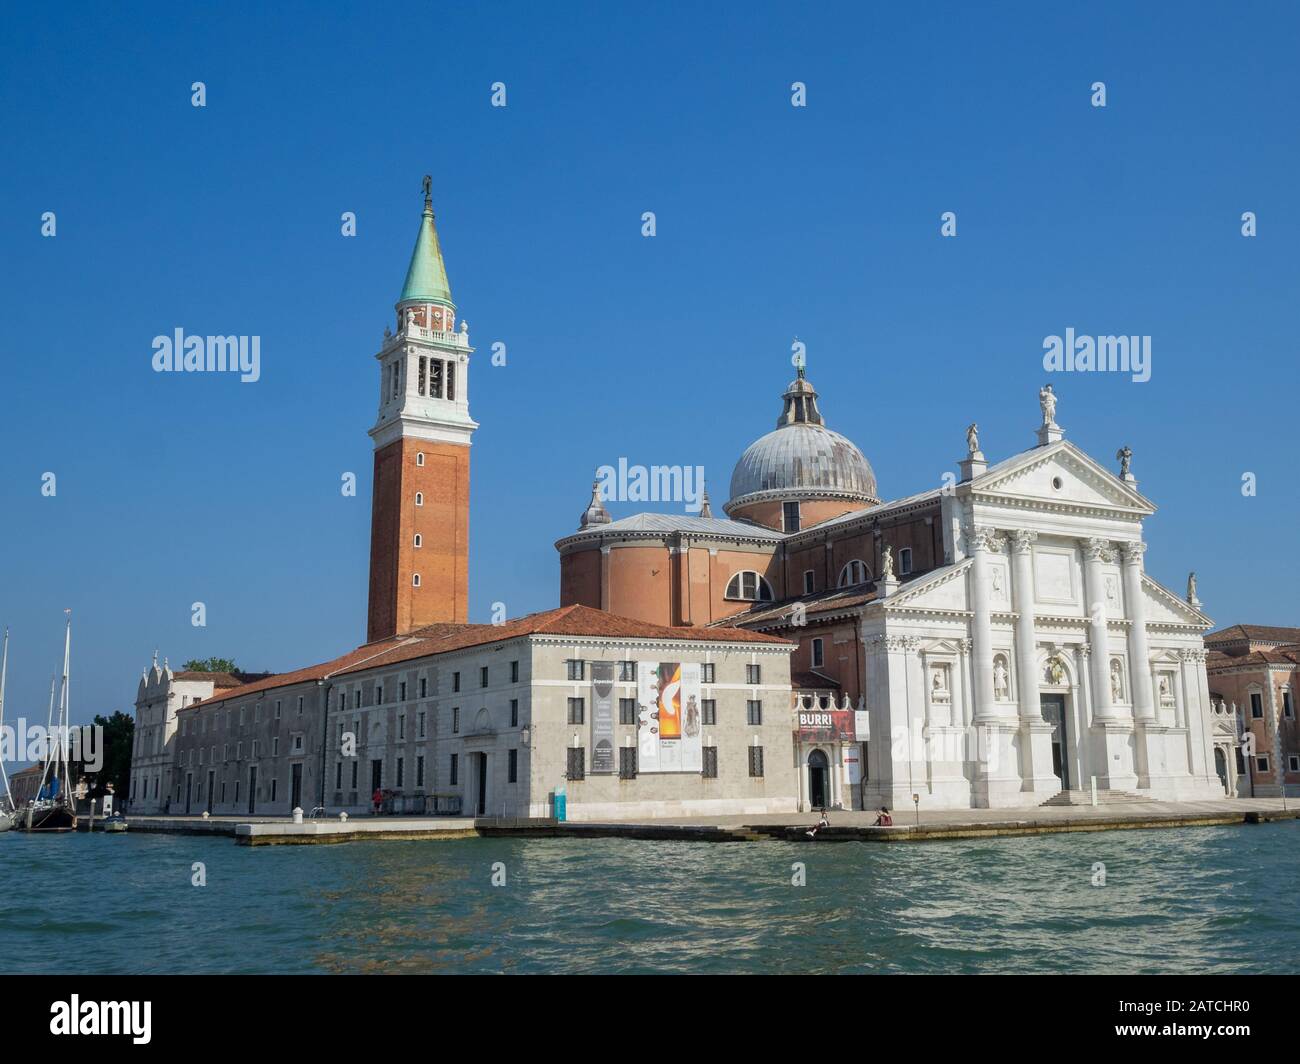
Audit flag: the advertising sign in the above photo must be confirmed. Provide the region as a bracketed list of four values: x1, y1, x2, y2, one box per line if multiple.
[637, 662, 702, 773]
[590, 661, 616, 774]
[796, 708, 856, 742]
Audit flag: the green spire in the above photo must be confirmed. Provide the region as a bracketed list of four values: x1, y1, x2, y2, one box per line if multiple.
[398, 176, 453, 306]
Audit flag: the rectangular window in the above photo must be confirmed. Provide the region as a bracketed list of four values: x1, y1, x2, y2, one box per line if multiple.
[236, 742, 243, 760]
[416, 755, 425, 788]
[746, 663, 761, 684]
[566, 747, 585, 781]
[508, 749, 518, 784]
[747, 699, 763, 725]
[351, 761, 358, 789]
[702, 698, 717, 726]
[804, 570, 815, 595]
[566, 659, 585, 681]
[703, 747, 718, 779]
[619, 698, 637, 725]
[274, 699, 281, 719]
[419, 677, 427, 698]
[396, 757, 404, 787]
[618, 660, 637, 682]
[297, 696, 304, 715]
[702, 662, 715, 684]
[899, 547, 913, 575]
[812, 638, 824, 669]
[510, 660, 519, 683]
[452, 707, 460, 734]
[783, 500, 801, 532]
[568, 697, 585, 725]
[398, 714, 405, 740]
[376, 685, 383, 705]
[480, 666, 489, 688]
[748, 746, 765, 777]
[510, 699, 519, 727]
[335, 761, 342, 789]
[618, 747, 637, 780]
[1256, 756, 1270, 773]
[450, 753, 459, 786]
[453, 672, 460, 693]
[1285, 692, 1294, 719]
[272, 736, 279, 757]
[447, 361, 456, 402]
[418, 711, 426, 738]
[1288, 755, 1300, 773]
[1251, 693, 1264, 718]
[221, 781, 226, 803]
[271, 778, 278, 802]
[400, 681, 407, 701]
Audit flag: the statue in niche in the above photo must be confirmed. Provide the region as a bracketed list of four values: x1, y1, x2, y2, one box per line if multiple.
[1110, 659, 1124, 702]
[1105, 575, 1119, 607]
[966, 422, 980, 455]
[406, 308, 419, 330]
[1045, 656, 1066, 685]
[1039, 383, 1057, 426]
[932, 666, 948, 692]
[1159, 675, 1172, 702]
[993, 657, 1010, 700]
[991, 566, 1005, 599]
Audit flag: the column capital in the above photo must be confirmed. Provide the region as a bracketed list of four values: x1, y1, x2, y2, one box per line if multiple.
[968, 525, 1006, 553]
[1077, 641, 1092, 659]
[1082, 537, 1113, 563]
[1118, 541, 1147, 564]
[957, 638, 973, 655]
[1010, 529, 1038, 554]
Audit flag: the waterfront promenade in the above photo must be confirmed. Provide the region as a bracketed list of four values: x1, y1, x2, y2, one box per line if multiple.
[114, 797, 1299, 846]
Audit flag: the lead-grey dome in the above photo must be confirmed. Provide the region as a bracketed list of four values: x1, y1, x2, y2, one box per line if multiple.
[725, 373, 879, 512]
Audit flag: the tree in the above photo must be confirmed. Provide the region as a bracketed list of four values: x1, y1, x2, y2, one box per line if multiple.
[182, 657, 238, 673]
[77, 711, 134, 799]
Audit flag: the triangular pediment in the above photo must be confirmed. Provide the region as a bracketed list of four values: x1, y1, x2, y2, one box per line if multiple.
[972, 441, 1154, 516]
[883, 560, 972, 613]
[1142, 574, 1211, 629]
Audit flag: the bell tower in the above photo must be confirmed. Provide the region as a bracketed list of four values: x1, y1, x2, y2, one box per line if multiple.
[366, 178, 477, 641]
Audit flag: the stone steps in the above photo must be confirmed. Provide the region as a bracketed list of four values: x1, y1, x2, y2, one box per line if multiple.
[1039, 789, 1152, 807]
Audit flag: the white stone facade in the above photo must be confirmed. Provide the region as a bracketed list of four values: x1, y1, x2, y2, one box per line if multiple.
[856, 437, 1223, 811]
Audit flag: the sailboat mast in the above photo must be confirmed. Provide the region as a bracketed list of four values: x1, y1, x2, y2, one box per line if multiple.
[0, 627, 12, 811]
[59, 611, 71, 799]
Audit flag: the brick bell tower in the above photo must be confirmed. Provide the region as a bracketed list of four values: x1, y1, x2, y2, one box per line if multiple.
[366, 177, 477, 642]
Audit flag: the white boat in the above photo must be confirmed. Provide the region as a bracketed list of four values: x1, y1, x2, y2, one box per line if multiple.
[102, 814, 129, 833]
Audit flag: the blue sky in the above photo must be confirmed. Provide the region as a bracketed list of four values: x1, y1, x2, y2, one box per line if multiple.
[1, 1, 1297, 731]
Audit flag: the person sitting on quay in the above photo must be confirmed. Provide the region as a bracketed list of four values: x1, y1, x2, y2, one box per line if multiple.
[873, 806, 893, 827]
[805, 808, 830, 838]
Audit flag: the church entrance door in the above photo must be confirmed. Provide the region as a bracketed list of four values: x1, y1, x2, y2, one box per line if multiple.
[1040, 695, 1070, 790]
[808, 749, 829, 809]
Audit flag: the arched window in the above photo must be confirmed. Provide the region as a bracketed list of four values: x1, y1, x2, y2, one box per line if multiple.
[413, 533, 423, 548]
[838, 560, 870, 587]
[415, 492, 424, 507]
[412, 573, 421, 587]
[725, 570, 773, 602]
[416, 452, 425, 467]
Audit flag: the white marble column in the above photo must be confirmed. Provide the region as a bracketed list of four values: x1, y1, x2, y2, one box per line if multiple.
[1082, 538, 1115, 720]
[969, 526, 1003, 722]
[1010, 530, 1040, 722]
[1120, 542, 1155, 722]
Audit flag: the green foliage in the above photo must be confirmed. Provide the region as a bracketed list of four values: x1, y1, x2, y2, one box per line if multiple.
[182, 657, 237, 674]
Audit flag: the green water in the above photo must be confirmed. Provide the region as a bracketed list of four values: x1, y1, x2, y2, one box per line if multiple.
[1, 821, 1296, 973]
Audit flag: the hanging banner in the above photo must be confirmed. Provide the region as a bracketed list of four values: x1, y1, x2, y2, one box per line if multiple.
[796, 708, 856, 742]
[590, 661, 615, 775]
[637, 662, 702, 773]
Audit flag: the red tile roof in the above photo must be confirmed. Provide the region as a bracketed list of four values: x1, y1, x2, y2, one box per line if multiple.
[1205, 624, 1300, 646]
[182, 605, 790, 712]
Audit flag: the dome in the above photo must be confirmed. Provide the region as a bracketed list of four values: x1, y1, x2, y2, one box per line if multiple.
[726, 373, 879, 512]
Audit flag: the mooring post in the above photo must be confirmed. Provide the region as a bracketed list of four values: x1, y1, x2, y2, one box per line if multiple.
[1090, 775, 1097, 807]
